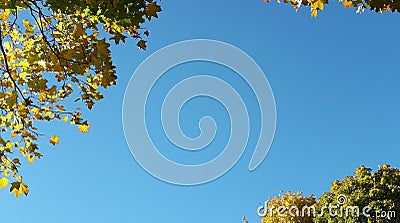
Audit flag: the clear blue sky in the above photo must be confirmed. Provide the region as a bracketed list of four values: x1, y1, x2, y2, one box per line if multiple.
[2, 0, 400, 222]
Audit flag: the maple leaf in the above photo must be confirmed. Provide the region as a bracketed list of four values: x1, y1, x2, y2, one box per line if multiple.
[0, 178, 9, 190]
[343, 0, 353, 7]
[28, 155, 35, 164]
[78, 124, 90, 133]
[311, 9, 318, 17]
[144, 2, 162, 20]
[10, 182, 29, 198]
[137, 40, 147, 50]
[49, 135, 60, 145]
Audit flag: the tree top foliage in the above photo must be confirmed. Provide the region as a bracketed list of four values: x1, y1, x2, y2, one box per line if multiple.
[315, 164, 400, 223]
[253, 165, 400, 223]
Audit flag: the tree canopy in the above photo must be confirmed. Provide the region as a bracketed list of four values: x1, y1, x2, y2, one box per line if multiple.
[0, 0, 161, 197]
[261, 191, 316, 223]
[250, 165, 400, 223]
[315, 164, 400, 223]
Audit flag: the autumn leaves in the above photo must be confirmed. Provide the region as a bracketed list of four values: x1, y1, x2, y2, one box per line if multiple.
[0, 0, 161, 197]
[264, 0, 400, 17]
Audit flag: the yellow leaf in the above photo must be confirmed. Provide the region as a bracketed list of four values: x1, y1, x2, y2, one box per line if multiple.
[23, 19, 31, 28]
[10, 182, 29, 198]
[49, 135, 59, 145]
[78, 124, 90, 133]
[311, 1, 324, 10]
[5, 142, 13, 149]
[39, 92, 47, 101]
[62, 116, 68, 123]
[4, 42, 13, 52]
[0, 178, 9, 190]
[311, 9, 318, 18]
[343, 0, 353, 7]
[3, 170, 9, 177]
[28, 155, 35, 164]
[315, 1, 324, 10]
[0, 12, 9, 21]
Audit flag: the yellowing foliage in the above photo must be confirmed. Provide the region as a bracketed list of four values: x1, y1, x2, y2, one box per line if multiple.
[0, 0, 162, 197]
[248, 165, 400, 223]
[264, 0, 400, 17]
[262, 191, 316, 223]
[315, 164, 400, 223]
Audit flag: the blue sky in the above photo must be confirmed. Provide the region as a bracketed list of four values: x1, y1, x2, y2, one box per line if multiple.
[2, 0, 400, 222]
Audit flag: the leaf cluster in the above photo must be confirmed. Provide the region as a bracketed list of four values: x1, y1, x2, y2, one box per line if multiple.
[315, 164, 400, 223]
[263, 0, 400, 17]
[0, 0, 161, 197]
[254, 165, 400, 223]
